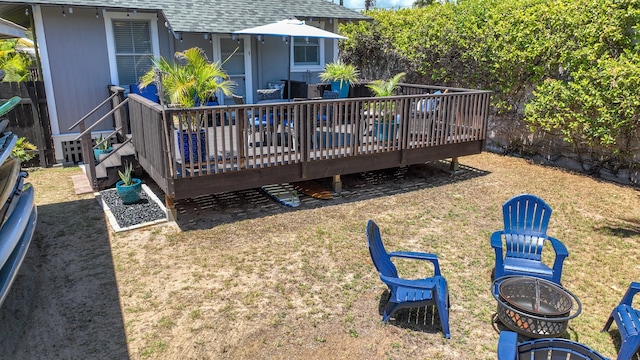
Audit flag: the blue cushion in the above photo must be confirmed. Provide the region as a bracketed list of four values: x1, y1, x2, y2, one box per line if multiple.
[130, 84, 159, 103]
[416, 90, 442, 112]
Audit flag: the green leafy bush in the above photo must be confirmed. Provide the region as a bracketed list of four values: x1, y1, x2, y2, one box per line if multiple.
[0, 39, 33, 82]
[340, 0, 640, 167]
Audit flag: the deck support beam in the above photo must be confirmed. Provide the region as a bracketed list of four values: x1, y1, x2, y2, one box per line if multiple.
[332, 175, 342, 195]
[165, 194, 177, 222]
[450, 157, 459, 173]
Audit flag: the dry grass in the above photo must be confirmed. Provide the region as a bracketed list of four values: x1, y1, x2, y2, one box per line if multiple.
[2, 152, 639, 359]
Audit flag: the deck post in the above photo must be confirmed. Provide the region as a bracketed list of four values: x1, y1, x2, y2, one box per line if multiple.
[165, 194, 177, 222]
[450, 157, 459, 173]
[332, 175, 342, 195]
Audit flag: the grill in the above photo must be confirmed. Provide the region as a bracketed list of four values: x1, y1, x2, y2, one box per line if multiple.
[492, 276, 582, 338]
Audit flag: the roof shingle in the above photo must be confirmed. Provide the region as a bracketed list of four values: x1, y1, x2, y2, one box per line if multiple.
[3, 0, 369, 33]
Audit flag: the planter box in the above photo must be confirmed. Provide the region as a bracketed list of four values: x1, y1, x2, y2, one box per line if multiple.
[177, 130, 207, 163]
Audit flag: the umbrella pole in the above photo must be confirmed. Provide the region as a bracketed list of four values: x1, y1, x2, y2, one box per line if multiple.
[287, 35, 292, 100]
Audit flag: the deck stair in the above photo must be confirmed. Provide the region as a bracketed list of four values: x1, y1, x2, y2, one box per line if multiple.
[94, 141, 136, 189]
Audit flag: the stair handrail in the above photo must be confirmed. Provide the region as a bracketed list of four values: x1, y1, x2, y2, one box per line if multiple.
[69, 86, 127, 191]
[68, 90, 122, 132]
[72, 98, 128, 141]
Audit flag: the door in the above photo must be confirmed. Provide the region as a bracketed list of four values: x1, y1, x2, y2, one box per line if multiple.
[219, 38, 248, 104]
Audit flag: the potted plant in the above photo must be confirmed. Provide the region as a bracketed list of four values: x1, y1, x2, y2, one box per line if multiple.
[139, 47, 235, 163]
[319, 60, 360, 98]
[366, 72, 406, 141]
[93, 134, 112, 162]
[115, 161, 142, 204]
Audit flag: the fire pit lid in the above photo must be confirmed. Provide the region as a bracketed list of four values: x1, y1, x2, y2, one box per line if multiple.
[498, 276, 573, 317]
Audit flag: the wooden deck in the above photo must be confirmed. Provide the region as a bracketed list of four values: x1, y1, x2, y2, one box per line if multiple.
[128, 83, 491, 212]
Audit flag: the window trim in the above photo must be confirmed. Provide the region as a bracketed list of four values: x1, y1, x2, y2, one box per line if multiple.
[104, 12, 160, 86]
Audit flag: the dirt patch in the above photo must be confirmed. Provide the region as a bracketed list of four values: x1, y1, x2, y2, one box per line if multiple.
[1, 154, 638, 359]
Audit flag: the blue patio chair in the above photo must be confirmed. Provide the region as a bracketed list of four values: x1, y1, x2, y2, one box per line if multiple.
[497, 331, 609, 360]
[491, 194, 568, 284]
[130, 84, 159, 103]
[602, 282, 640, 360]
[366, 220, 450, 338]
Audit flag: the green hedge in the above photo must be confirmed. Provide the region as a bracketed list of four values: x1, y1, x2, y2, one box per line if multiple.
[340, 0, 640, 167]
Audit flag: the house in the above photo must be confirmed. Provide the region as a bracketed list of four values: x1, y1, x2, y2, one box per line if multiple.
[0, 0, 369, 163]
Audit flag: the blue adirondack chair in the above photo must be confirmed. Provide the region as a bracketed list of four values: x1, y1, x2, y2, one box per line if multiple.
[602, 282, 640, 360]
[491, 194, 569, 284]
[497, 331, 609, 360]
[366, 220, 450, 338]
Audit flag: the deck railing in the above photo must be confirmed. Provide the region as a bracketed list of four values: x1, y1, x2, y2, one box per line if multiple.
[129, 84, 490, 199]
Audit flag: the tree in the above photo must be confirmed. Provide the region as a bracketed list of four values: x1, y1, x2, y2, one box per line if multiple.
[413, 0, 434, 7]
[0, 39, 33, 82]
[365, 0, 376, 10]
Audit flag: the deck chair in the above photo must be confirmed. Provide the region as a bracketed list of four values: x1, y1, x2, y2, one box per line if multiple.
[498, 331, 608, 360]
[602, 282, 640, 360]
[318, 90, 339, 124]
[366, 220, 450, 338]
[491, 194, 568, 284]
[232, 94, 245, 105]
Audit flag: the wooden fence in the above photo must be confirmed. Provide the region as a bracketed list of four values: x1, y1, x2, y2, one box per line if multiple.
[0, 81, 54, 167]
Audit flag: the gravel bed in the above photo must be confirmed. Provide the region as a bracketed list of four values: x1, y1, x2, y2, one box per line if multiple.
[99, 188, 166, 229]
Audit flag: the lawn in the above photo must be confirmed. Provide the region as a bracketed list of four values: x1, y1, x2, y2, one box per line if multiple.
[0, 152, 638, 359]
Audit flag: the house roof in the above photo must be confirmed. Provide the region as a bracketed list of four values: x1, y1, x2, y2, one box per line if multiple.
[0, 0, 369, 34]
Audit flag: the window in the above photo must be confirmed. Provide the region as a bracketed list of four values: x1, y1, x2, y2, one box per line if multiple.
[113, 20, 152, 85]
[104, 12, 159, 87]
[293, 37, 319, 66]
[289, 21, 328, 71]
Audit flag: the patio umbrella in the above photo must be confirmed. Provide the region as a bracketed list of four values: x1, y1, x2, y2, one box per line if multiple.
[0, 18, 25, 40]
[233, 18, 347, 99]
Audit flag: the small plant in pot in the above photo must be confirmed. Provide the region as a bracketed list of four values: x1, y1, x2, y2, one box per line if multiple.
[319, 60, 359, 98]
[116, 162, 142, 205]
[139, 47, 236, 163]
[93, 134, 112, 162]
[366, 72, 406, 141]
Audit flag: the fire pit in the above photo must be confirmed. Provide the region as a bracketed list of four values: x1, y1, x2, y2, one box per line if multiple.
[492, 276, 582, 338]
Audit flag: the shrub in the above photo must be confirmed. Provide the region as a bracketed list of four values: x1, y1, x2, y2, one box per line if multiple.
[339, 0, 640, 167]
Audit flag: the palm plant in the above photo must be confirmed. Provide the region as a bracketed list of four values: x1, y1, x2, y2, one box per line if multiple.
[11, 137, 37, 162]
[139, 47, 235, 131]
[366, 72, 406, 123]
[319, 61, 360, 89]
[0, 40, 33, 82]
[366, 72, 406, 98]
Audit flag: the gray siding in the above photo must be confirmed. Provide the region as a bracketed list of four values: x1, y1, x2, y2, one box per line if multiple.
[43, 6, 112, 133]
[41, 5, 339, 132]
[42, 7, 171, 134]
